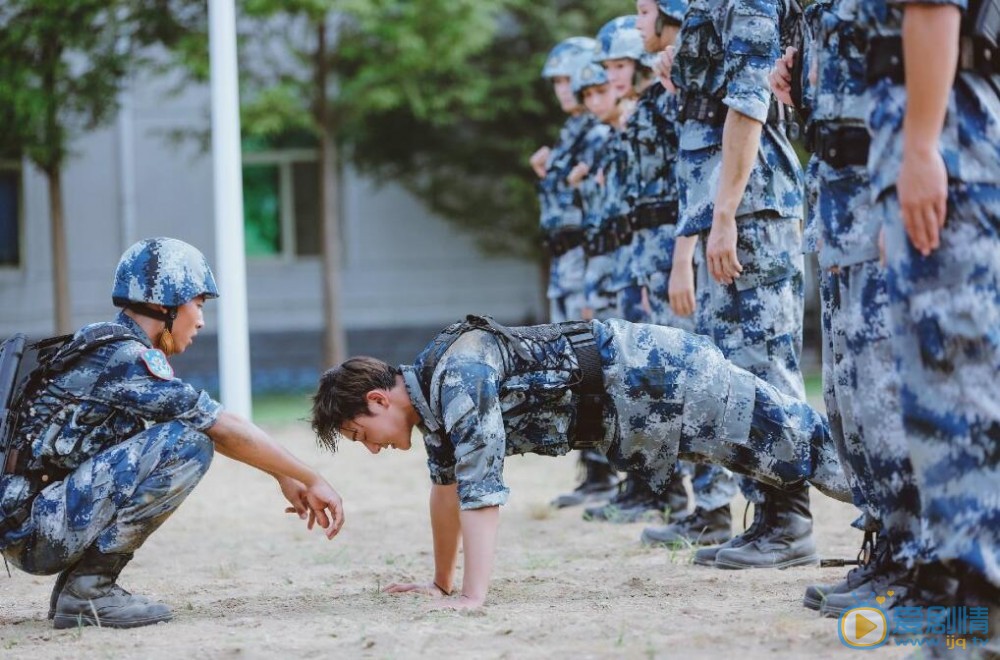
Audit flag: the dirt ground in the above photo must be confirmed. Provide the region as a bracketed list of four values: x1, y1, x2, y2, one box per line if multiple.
[0, 418, 915, 660]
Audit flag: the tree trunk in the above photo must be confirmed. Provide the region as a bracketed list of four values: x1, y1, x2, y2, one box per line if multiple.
[316, 19, 346, 367]
[48, 165, 72, 334]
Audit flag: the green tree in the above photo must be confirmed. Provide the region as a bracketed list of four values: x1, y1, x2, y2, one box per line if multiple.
[232, 0, 625, 360]
[0, 0, 203, 333]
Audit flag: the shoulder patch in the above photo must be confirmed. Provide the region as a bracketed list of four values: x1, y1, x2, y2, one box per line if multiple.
[140, 348, 175, 380]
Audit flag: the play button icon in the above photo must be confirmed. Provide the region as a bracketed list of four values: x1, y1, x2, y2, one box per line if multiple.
[839, 607, 888, 648]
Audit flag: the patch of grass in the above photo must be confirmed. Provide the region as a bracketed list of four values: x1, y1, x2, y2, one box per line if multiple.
[251, 391, 313, 425]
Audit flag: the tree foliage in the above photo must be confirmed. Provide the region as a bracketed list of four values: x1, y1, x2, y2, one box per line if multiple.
[0, 0, 204, 172]
[234, 0, 628, 260]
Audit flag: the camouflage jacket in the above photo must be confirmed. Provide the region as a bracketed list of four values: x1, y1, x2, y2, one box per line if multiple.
[671, 0, 804, 236]
[539, 113, 598, 236]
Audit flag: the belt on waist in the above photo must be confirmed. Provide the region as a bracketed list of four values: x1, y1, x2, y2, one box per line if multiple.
[562, 326, 606, 450]
[632, 203, 679, 231]
[584, 215, 632, 257]
[543, 228, 585, 257]
[805, 123, 870, 168]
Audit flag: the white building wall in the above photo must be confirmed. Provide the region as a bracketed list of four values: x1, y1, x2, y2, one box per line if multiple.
[0, 71, 544, 337]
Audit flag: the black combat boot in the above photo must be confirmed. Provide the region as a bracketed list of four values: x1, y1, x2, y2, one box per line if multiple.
[583, 474, 667, 524]
[713, 483, 819, 570]
[692, 501, 763, 566]
[52, 547, 172, 629]
[640, 505, 731, 547]
[550, 452, 620, 509]
[802, 531, 883, 611]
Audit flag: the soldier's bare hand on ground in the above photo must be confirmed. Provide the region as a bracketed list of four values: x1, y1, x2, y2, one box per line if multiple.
[383, 582, 448, 598]
[567, 162, 590, 187]
[530, 146, 551, 179]
[655, 46, 676, 93]
[707, 215, 742, 285]
[898, 146, 947, 256]
[668, 261, 696, 317]
[769, 46, 797, 106]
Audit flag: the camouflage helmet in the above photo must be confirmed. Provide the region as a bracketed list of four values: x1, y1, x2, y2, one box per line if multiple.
[542, 36, 598, 79]
[593, 16, 647, 64]
[112, 237, 219, 309]
[571, 61, 609, 102]
[657, 0, 688, 24]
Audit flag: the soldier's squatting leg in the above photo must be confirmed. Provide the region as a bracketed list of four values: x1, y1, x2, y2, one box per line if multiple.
[4, 420, 214, 575]
[882, 184, 1000, 589]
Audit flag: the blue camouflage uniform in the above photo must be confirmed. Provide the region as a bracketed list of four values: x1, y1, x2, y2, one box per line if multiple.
[800, 0, 924, 565]
[579, 124, 622, 318]
[0, 312, 216, 575]
[671, 0, 807, 508]
[400, 318, 848, 510]
[540, 113, 598, 322]
[861, 0, 1000, 587]
[628, 81, 738, 512]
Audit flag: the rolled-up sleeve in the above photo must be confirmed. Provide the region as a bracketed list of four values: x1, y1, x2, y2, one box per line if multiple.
[438, 360, 510, 510]
[723, 0, 781, 123]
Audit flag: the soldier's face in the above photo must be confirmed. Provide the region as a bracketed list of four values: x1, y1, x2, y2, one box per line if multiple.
[171, 296, 206, 354]
[602, 59, 636, 98]
[636, 0, 661, 50]
[552, 76, 578, 113]
[583, 84, 619, 124]
[343, 389, 413, 454]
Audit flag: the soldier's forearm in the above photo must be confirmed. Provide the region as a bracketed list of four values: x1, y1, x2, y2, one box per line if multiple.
[672, 234, 699, 266]
[207, 411, 319, 487]
[458, 506, 500, 606]
[430, 483, 461, 592]
[901, 6, 960, 154]
[714, 109, 763, 221]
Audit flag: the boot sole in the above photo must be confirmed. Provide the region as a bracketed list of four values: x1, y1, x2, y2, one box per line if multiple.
[714, 554, 821, 570]
[53, 612, 172, 629]
[802, 594, 823, 611]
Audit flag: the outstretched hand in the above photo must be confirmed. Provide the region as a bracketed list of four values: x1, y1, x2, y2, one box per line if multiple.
[279, 476, 345, 539]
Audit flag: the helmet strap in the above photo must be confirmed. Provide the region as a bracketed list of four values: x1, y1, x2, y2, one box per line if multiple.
[119, 302, 178, 332]
[655, 12, 665, 36]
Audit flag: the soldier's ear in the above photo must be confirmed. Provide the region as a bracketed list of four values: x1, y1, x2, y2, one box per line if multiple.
[365, 389, 390, 410]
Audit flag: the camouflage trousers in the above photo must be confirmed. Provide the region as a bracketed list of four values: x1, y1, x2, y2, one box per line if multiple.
[616, 283, 649, 324]
[648, 268, 739, 512]
[2, 420, 213, 575]
[547, 246, 586, 302]
[880, 183, 1000, 585]
[820, 263, 924, 564]
[696, 215, 808, 505]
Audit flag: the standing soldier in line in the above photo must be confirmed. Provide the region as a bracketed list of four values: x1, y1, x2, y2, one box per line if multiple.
[664, 0, 817, 569]
[534, 38, 622, 510]
[851, 0, 1000, 620]
[627, 0, 740, 548]
[581, 17, 687, 525]
[769, 0, 926, 616]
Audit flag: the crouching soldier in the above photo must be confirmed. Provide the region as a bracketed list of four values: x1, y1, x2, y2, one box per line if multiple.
[0, 238, 344, 629]
[310, 314, 849, 609]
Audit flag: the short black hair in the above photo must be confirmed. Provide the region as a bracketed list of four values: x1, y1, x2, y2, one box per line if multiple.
[311, 356, 399, 452]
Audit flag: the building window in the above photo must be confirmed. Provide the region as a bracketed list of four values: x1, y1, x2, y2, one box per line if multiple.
[0, 165, 21, 267]
[242, 148, 321, 259]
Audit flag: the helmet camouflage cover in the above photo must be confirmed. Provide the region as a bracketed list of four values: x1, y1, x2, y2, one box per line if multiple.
[593, 16, 647, 64]
[571, 61, 610, 102]
[542, 36, 598, 79]
[112, 237, 219, 308]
